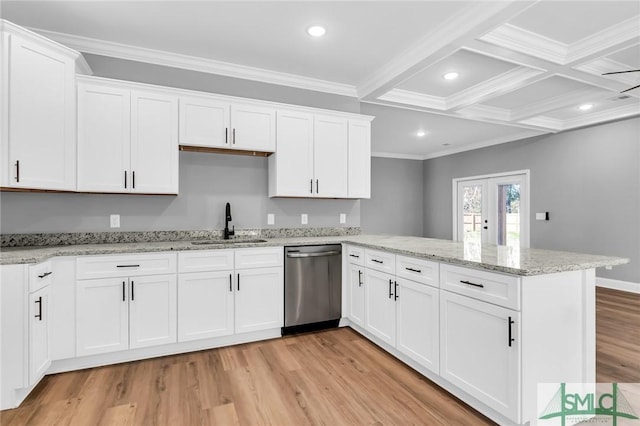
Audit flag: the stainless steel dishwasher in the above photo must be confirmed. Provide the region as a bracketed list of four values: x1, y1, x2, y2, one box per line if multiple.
[283, 244, 342, 334]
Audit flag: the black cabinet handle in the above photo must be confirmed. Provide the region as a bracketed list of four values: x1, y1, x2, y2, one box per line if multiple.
[316, 179, 319, 194]
[132, 171, 136, 189]
[229, 274, 232, 292]
[38, 271, 53, 279]
[232, 128, 236, 144]
[349, 254, 360, 259]
[237, 273, 240, 291]
[460, 280, 484, 288]
[310, 179, 313, 194]
[15, 160, 20, 182]
[34, 296, 42, 321]
[124, 170, 127, 189]
[131, 280, 135, 301]
[508, 316, 515, 347]
[405, 267, 422, 273]
[394, 281, 399, 300]
[358, 270, 362, 287]
[122, 281, 126, 301]
[388, 279, 393, 299]
[117, 264, 140, 268]
[225, 128, 228, 144]
[371, 259, 383, 264]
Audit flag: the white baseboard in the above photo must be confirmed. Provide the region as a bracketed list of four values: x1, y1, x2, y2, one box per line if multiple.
[596, 277, 640, 294]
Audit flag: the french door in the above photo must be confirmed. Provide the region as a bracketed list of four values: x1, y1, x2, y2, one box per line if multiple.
[454, 171, 529, 248]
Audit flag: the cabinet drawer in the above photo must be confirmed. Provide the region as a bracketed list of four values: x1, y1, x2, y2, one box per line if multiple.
[178, 250, 234, 273]
[76, 252, 177, 280]
[29, 261, 53, 293]
[396, 255, 438, 288]
[365, 249, 395, 274]
[235, 247, 283, 269]
[440, 264, 520, 310]
[345, 245, 364, 266]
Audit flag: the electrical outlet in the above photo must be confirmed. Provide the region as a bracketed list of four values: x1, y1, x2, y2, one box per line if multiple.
[301, 214, 308, 225]
[267, 214, 275, 225]
[110, 214, 120, 228]
[340, 213, 346, 224]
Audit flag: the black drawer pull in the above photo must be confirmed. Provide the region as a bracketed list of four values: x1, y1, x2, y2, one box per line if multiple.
[405, 267, 422, 273]
[131, 280, 135, 301]
[237, 273, 240, 291]
[349, 254, 360, 259]
[117, 264, 140, 268]
[229, 274, 232, 292]
[460, 280, 484, 288]
[508, 316, 515, 347]
[34, 296, 42, 321]
[38, 271, 53, 279]
[371, 259, 383, 264]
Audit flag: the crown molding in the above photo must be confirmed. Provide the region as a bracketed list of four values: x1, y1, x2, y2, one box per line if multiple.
[510, 87, 607, 122]
[480, 24, 568, 64]
[576, 56, 640, 86]
[456, 104, 511, 122]
[562, 103, 640, 130]
[566, 16, 640, 64]
[28, 27, 358, 98]
[371, 152, 427, 160]
[518, 116, 564, 131]
[446, 67, 545, 111]
[377, 89, 446, 110]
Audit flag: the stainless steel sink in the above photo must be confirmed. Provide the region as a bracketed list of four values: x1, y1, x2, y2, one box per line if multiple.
[190, 239, 267, 245]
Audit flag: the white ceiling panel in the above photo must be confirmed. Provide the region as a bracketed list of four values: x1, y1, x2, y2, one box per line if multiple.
[508, 1, 640, 44]
[396, 49, 519, 97]
[608, 45, 640, 69]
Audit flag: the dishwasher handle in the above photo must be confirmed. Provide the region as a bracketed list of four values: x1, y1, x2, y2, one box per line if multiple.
[287, 250, 340, 258]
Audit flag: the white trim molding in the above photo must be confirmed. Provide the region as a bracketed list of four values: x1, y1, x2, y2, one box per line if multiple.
[597, 277, 640, 294]
[28, 27, 358, 98]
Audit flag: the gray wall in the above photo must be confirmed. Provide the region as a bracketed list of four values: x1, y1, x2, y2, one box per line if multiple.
[361, 157, 424, 236]
[423, 117, 640, 283]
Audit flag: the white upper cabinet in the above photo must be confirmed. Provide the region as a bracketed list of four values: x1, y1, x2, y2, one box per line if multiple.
[269, 111, 372, 199]
[77, 78, 179, 194]
[179, 96, 230, 148]
[268, 110, 314, 197]
[347, 119, 371, 199]
[178, 97, 275, 152]
[314, 115, 348, 198]
[1, 22, 88, 191]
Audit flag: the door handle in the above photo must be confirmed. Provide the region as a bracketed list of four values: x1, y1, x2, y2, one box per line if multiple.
[131, 280, 135, 301]
[310, 179, 313, 194]
[122, 281, 126, 302]
[124, 170, 127, 189]
[316, 179, 319, 194]
[508, 316, 515, 347]
[132, 171, 136, 189]
[225, 128, 228, 144]
[34, 296, 42, 321]
[15, 160, 20, 182]
[394, 281, 399, 300]
[237, 273, 240, 291]
[287, 251, 340, 258]
[232, 128, 236, 144]
[388, 279, 393, 299]
[358, 270, 362, 286]
[229, 274, 232, 292]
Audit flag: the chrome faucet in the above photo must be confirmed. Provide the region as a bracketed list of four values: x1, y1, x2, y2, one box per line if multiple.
[224, 202, 235, 240]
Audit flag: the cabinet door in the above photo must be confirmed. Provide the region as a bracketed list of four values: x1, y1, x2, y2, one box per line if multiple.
[6, 34, 76, 190]
[269, 110, 314, 197]
[178, 271, 234, 342]
[440, 290, 520, 421]
[313, 115, 348, 197]
[179, 96, 230, 148]
[29, 285, 51, 385]
[364, 268, 396, 346]
[77, 83, 131, 192]
[130, 90, 179, 194]
[129, 274, 177, 349]
[230, 103, 276, 152]
[347, 119, 371, 199]
[235, 267, 283, 334]
[348, 264, 365, 328]
[396, 278, 439, 374]
[76, 278, 128, 356]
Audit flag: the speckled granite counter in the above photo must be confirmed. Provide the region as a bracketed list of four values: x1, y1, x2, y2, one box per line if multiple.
[0, 233, 628, 276]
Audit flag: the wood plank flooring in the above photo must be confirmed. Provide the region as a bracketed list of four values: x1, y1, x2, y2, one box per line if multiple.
[2, 287, 638, 426]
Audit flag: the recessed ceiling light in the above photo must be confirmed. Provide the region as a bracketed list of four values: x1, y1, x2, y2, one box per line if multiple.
[307, 25, 326, 37]
[578, 103, 594, 111]
[416, 130, 426, 137]
[443, 72, 459, 81]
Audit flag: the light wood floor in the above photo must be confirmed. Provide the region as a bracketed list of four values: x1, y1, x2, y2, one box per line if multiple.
[1, 287, 638, 426]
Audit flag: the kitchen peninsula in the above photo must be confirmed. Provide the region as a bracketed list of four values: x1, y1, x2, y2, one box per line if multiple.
[0, 231, 629, 425]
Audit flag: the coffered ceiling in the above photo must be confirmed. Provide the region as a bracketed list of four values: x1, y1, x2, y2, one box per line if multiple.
[2, 1, 639, 159]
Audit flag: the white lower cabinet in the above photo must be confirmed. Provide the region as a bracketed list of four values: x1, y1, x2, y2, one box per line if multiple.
[178, 271, 234, 341]
[347, 263, 365, 328]
[235, 267, 283, 333]
[128, 274, 177, 349]
[439, 289, 520, 421]
[29, 285, 51, 385]
[364, 268, 397, 346]
[395, 277, 439, 373]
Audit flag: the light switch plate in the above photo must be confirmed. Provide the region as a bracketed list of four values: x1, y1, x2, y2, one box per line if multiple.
[536, 212, 549, 221]
[267, 214, 275, 225]
[301, 214, 308, 225]
[340, 213, 346, 224]
[110, 214, 120, 228]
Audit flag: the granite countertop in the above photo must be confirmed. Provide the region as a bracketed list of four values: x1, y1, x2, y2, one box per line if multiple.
[0, 233, 629, 276]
